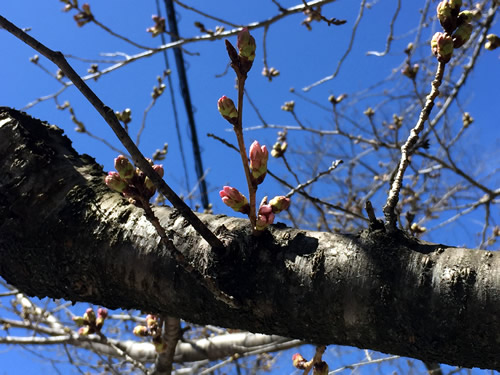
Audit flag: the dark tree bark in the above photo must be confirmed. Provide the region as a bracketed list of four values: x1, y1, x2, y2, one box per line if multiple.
[0, 107, 499, 370]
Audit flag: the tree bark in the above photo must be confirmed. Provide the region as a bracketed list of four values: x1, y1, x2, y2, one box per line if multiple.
[0, 107, 499, 370]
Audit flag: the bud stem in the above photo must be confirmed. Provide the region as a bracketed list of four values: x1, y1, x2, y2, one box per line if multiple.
[233, 73, 258, 233]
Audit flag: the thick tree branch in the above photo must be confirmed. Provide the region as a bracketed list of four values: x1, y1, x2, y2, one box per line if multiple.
[1, 108, 499, 370]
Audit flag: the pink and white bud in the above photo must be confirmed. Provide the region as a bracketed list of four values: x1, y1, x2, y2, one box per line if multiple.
[153, 164, 164, 178]
[219, 186, 250, 214]
[114, 155, 135, 181]
[218, 96, 238, 124]
[249, 141, 269, 185]
[431, 32, 454, 63]
[269, 196, 291, 213]
[292, 353, 307, 369]
[237, 28, 256, 62]
[78, 326, 92, 336]
[105, 172, 128, 193]
[83, 308, 96, 324]
[256, 203, 275, 231]
[97, 308, 108, 319]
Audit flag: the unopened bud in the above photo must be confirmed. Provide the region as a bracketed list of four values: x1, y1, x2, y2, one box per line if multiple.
[292, 353, 307, 369]
[72, 316, 86, 327]
[452, 22, 472, 48]
[436, 0, 461, 33]
[431, 32, 454, 63]
[114, 155, 135, 181]
[271, 141, 287, 158]
[83, 308, 96, 324]
[249, 141, 269, 185]
[485, 34, 500, 51]
[105, 172, 128, 193]
[256, 202, 275, 231]
[237, 28, 256, 62]
[78, 326, 91, 336]
[269, 196, 291, 213]
[218, 96, 238, 125]
[219, 186, 250, 214]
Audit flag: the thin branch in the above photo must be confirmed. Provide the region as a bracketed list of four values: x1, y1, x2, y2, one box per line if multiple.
[0, 14, 224, 251]
[366, 0, 401, 57]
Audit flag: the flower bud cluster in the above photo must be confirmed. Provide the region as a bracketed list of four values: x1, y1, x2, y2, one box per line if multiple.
[71, 3, 93, 27]
[147, 15, 166, 37]
[133, 314, 167, 353]
[271, 130, 288, 158]
[105, 155, 164, 207]
[433, 1, 475, 62]
[255, 195, 291, 231]
[73, 307, 108, 336]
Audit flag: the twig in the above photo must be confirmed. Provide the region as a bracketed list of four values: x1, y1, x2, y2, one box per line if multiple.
[383, 62, 446, 232]
[0, 14, 224, 251]
[366, 0, 401, 57]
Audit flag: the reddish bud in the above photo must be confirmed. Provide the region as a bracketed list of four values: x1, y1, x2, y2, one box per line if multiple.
[219, 186, 250, 214]
[256, 201, 275, 231]
[249, 141, 269, 185]
[269, 196, 291, 213]
[78, 326, 91, 336]
[97, 308, 108, 319]
[105, 172, 128, 193]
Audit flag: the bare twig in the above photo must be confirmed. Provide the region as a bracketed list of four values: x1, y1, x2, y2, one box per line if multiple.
[0, 14, 224, 250]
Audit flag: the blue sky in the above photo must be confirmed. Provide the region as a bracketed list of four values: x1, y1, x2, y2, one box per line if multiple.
[1, 0, 499, 373]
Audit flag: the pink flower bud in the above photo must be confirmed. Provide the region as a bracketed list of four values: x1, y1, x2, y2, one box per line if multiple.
[269, 196, 291, 213]
[249, 141, 269, 185]
[292, 353, 307, 369]
[219, 186, 250, 214]
[218, 96, 238, 125]
[97, 308, 108, 319]
[256, 203, 275, 231]
[237, 28, 256, 62]
[431, 32, 454, 63]
[114, 155, 135, 181]
[105, 172, 128, 193]
[153, 164, 164, 178]
[78, 326, 92, 336]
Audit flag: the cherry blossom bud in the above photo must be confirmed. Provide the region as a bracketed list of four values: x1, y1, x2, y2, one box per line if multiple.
[114, 155, 135, 181]
[133, 325, 149, 337]
[237, 28, 256, 62]
[153, 164, 164, 178]
[219, 186, 250, 214]
[271, 141, 287, 158]
[249, 141, 269, 185]
[269, 196, 291, 213]
[292, 353, 307, 369]
[96, 316, 105, 330]
[83, 308, 96, 324]
[97, 308, 108, 319]
[452, 22, 472, 48]
[485, 34, 500, 51]
[431, 32, 454, 63]
[217, 96, 238, 125]
[105, 172, 128, 193]
[256, 203, 275, 231]
[437, 0, 461, 33]
[72, 316, 86, 327]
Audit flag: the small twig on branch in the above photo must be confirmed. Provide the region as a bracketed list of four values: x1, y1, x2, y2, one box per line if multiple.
[383, 62, 446, 231]
[0, 14, 224, 251]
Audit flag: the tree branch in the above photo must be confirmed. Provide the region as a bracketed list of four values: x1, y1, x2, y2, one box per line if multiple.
[1, 108, 500, 370]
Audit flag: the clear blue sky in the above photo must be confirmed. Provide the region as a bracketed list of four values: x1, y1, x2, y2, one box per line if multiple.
[1, 0, 499, 373]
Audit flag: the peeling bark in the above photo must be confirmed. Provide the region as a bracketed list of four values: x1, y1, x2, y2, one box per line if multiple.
[0, 108, 499, 370]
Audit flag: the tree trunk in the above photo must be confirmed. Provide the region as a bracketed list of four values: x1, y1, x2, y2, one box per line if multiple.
[0, 107, 499, 370]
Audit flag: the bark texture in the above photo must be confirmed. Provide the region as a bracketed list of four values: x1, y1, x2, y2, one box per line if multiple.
[0, 107, 499, 370]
